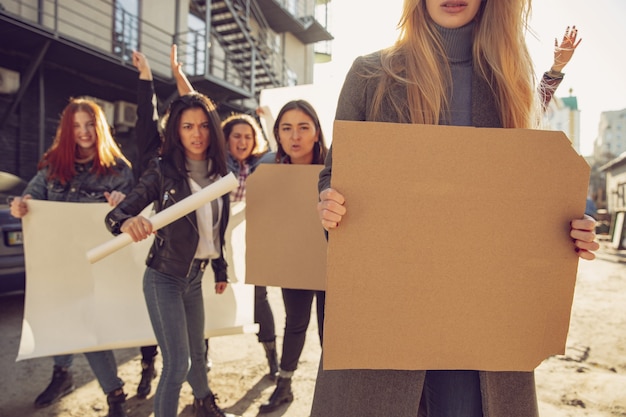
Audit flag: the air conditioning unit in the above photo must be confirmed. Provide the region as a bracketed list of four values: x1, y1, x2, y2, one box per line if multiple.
[82, 96, 115, 127]
[114, 100, 138, 128]
[0, 67, 20, 94]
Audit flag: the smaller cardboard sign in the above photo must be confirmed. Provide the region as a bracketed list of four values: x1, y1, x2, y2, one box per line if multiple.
[246, 164, 327, 291]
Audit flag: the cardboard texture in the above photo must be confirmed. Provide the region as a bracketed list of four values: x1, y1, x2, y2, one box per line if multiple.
[17, 200, 256, 361]
[323, 120, 590, 372]
[246, 164, 327, 291]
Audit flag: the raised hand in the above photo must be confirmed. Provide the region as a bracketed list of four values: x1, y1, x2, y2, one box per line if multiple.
[552, 25, 582, 73]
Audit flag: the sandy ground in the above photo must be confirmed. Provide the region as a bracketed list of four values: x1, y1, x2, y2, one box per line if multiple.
[1, 245, 626, 417]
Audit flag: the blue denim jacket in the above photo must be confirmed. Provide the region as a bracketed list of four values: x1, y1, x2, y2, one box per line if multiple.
[227, 152, 269, 175]
[23, 159, 133, 203]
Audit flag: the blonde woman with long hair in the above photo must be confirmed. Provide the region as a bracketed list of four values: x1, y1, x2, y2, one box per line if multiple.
[314, 1, 598, 416]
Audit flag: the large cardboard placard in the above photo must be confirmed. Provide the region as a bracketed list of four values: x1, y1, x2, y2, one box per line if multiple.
[246, 164, 327, 291]
[17, 201, 256, 360]
[323, 121, 590, 372]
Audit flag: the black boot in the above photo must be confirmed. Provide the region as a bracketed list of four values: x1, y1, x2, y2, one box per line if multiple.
[136, 360, 156, 399]
[193, 393, 237, 417]
[106, 388, 128, 417]
[34, 365, 75, 408]
[262, 341, 279, 380]
[259, 377, 294, 413]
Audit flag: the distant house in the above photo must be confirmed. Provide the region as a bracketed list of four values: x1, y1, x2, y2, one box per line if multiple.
[600, 152, 626, 215]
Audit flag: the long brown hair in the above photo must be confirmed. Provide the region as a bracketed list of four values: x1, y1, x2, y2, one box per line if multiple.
[371, 0, 538, 128]
[273, 100, 328, 164]
[160, 92, 228, 179]
[38, 98, 130, 184]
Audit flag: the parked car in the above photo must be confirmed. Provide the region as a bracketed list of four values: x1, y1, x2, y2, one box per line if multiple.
[0, 172, 26, 294]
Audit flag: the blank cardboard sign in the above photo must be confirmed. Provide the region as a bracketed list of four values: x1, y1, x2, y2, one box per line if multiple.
[323, 121, 590, 372]
[246, 164, 327, 291]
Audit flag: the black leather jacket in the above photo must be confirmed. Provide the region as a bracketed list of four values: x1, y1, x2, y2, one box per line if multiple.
[105, 157, 230, 281]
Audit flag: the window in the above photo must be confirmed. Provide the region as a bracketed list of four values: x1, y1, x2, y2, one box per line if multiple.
[287, 0, 299, 16]
[287, 68, 297, 86]
[185, 13, 207, 76]
[113, 0, 139, 62]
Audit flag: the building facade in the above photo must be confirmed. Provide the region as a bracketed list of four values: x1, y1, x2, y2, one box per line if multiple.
[543, 91, 581, 154]
[593, 108, 626, 167]
[0, 0, 333, 182]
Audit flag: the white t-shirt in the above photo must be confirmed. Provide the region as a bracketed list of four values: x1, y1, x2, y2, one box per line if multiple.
[188, 177, 222, 260]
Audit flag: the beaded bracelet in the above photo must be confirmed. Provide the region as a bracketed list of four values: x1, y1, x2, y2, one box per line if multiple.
[546, 68, 565, 78]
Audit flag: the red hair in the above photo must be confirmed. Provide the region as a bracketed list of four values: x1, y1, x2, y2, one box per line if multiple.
[38, 98, 130, 184]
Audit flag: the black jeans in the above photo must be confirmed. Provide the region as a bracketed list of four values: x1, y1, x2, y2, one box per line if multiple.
[141, 345, 158, 362]
[255, 285, 277, 343]
[279, 288, 325, 372]
[421, 370, 483, 417]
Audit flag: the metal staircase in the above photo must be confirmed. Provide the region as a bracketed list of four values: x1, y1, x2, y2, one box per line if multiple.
[196, 0, 286, 98]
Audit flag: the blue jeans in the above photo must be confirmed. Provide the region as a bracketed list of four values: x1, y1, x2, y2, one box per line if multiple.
[421, 370, 483, 417]
[143, 263, 211, 417]
[53, 352, 123, 394]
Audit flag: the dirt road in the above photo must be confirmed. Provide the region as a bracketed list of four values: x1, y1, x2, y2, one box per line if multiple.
[1, 255, 625, 416]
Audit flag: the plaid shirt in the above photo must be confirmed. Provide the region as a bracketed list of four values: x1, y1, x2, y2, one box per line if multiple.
[230, 160, 250, 202]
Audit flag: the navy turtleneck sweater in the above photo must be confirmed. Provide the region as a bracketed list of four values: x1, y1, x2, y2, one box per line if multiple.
[436, 21, 475, 126]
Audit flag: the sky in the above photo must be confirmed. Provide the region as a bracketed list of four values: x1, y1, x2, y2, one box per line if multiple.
[314, 0, 626, 157]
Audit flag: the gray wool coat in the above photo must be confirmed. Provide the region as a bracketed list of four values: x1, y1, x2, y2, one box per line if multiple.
[312, 52, 540, 417]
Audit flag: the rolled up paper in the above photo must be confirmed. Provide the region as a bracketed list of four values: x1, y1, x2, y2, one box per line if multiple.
[87, 172, 238, 264]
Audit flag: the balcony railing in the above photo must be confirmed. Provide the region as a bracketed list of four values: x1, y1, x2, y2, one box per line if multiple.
[0, 0, 296, 98]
